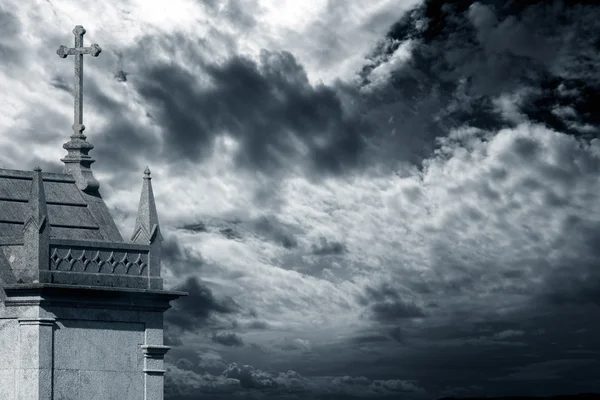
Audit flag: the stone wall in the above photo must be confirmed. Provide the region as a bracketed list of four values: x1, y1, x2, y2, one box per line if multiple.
[0, 285, 181, 400]
[53, 318, 145, 400]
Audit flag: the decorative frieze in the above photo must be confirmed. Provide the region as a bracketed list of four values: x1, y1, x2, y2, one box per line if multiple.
[49, 247, 148, 275]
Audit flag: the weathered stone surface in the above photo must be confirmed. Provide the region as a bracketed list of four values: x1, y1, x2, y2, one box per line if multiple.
[0, 369, 15, 400]
[78, 370, 143, 400]
[0, 168, 122, 242]
[53, 369, 79, 400]
[54, 320, 144, 371]
[0, 318, 18, 370]
[15, 318, 55, 400]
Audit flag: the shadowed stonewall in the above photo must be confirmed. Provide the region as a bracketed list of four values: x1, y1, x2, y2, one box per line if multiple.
[0, 26, 187, 400]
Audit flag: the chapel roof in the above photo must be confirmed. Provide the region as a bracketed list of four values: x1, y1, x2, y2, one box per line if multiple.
[0, 167, 123, 242]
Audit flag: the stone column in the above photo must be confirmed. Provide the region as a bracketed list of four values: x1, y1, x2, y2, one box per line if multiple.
[16, 317, 55, 400]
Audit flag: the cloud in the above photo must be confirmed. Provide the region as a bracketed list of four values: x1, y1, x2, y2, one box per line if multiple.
[277, 337, 312, 353]
[135, 47, 369, 177]
[218, 227, 243, 241]
[165, 364, 240, 398]
[359, 284, 425, 322]
[165, 362, 427, 399]
[179, 215, 298, 249]
[490, 359, 600, 382]
[212, 331, 245, 347]
[180, 222, 208, 233]
[3, 0, 600, 397]
[311, 236, 347, 255]
[197, 350, 227, 370]
[175, 358, 195, 371]
[355, 0, 600, 171]
[0, 8, 21, 67]
[371, 300, 425, 322]
[493, 330, 525, 340]
[165, 276, 239, 332]
[251, 215, 298, 249]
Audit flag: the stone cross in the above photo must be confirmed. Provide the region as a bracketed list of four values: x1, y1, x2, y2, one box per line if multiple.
[57, 25, 102, 136]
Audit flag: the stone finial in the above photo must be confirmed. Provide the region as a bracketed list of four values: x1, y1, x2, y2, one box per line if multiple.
[57, 25, 102, 192]
[131, 167, 163, 244]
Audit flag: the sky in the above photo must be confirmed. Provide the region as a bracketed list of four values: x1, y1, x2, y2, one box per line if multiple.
[1, 0, 599, 399]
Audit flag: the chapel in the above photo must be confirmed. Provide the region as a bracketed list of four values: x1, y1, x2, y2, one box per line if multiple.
[0, 26, 185, 400]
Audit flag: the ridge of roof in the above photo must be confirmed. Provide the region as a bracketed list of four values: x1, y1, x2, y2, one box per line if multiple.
[0, 168, 75, 182]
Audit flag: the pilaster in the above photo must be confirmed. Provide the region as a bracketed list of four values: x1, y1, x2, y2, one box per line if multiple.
[16, 317, 55, 400]
[141, 345, 170, 400]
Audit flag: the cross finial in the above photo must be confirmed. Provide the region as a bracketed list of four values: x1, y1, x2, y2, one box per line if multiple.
[56, 25, 102, 192]
[56, 24, 102, 135]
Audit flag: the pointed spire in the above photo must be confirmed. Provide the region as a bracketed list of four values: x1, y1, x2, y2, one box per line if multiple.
[23, 166, 50, 234]
[131, 167, 163, 243]
[22, 167, 51, 282]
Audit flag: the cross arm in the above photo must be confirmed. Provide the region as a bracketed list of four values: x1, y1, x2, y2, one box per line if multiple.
[56, 44, 102, 58]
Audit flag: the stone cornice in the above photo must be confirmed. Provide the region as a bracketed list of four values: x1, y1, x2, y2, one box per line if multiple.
[2, 283, 187, 312]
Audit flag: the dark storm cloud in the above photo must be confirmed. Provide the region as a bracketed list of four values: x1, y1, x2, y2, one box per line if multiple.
[212, 331, 244, 347]
[357, 0, 600, 168]
[164, 330, 184, 347]
[389, 326, 404, 343]
[180, 222, 207, 233]
[251, 216, 298, 249]
[545, 270, 600, 308]
[179, 216, 299, 249]
[161, 233, 204, 276]
[175, 358, 195, 371]
[350, 334, 391, 345]
[83, 78, 159, 174]
[358, 284, 425, 322]
[165, 276, 239, 332]
[371, 299, 425, 322]
[218, 227, 242, 240]
[340, 294, 600, 398]
[40, 0, 597, 183]
[135, 48, 368, 176]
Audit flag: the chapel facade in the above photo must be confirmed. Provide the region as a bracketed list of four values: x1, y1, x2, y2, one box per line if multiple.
[0, 25, 185, 400]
